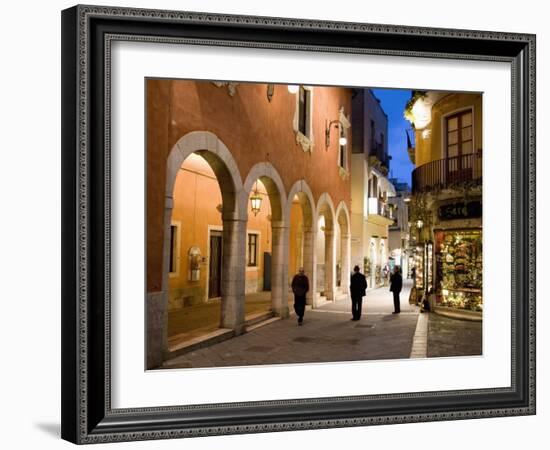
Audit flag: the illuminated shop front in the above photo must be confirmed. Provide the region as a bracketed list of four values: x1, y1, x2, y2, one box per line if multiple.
[434, 229, 482, 311]
[413, 242, 433, 298]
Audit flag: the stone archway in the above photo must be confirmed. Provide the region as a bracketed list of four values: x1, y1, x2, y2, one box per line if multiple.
[286, 180, 317, 305]
[315, 193, 337, 305]
[335, 201, 351, 296]
[148, 131, 245, 369]
[241, 162, 289, 318]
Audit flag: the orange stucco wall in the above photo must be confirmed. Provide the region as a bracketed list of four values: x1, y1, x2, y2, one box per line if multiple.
[288, 200, 304, 280]
[147, 80, 353, 293]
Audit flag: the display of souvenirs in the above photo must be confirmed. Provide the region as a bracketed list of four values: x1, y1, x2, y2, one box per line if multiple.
[414, 246, 424, 290]
[435, 230, 482, 311]
[426, 243, 433, 293]
[363, 257, 371, 279]
[375, 265, 382, 287]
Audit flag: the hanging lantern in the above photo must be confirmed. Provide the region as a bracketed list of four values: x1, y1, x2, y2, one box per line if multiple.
[250, 182, 262, 216]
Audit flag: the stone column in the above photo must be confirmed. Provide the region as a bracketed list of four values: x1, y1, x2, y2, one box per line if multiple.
[340, 232, 351, 295]
[324, 229, 335, 301]
[271, 221, 289, 318]
[147, 197, 172, 369]
[302, 226, 316, 306]
[220, 218, 247, 334]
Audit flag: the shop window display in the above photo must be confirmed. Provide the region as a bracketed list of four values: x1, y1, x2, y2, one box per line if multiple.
[414, 245, 424, 290]
[435, 229, 482, 311]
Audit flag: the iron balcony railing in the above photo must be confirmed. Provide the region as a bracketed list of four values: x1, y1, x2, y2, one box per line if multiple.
[412, 151, 482, 193]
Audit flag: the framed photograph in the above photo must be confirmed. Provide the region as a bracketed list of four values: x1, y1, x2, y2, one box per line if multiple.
[61, 4, 536, 444]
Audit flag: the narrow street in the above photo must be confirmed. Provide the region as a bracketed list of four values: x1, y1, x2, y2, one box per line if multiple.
[163, 281, 422, 369]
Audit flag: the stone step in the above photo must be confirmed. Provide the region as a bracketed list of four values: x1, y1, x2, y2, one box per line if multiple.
[246, 316, 281, 332]
[166, 310, 276, 359]
[244, 310, 275, 328]
[168, 328, 234, 359]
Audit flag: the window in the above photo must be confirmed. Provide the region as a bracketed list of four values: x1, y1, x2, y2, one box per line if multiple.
[298, 86, 309, 136]
[247, 233, 258, 267]
[446, 109, 473, 158]
[294, 86, 313, 152]
[169, 224, 179, 274]
[372, 174, 378, 197]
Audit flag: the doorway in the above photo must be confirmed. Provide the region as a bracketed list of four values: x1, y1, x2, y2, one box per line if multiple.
[208, 230, 223, 299]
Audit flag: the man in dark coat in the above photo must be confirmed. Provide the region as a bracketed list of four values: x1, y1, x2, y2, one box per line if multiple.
[349, 265, 367, 321]
[390, 266, 403, 314]
[291, 267, 309, 325]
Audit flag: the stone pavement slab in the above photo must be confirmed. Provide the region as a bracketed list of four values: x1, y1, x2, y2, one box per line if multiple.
[161, 281, 481, 370]
[427, 312, 482, 358]
[162, 301, 419, 369]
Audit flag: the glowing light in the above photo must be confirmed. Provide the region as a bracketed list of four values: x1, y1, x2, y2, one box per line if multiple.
[411, 97, 432, 129]
[287, 85, 299, 94]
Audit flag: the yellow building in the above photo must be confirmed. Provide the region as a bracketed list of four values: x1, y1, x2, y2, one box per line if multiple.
[406, 91, 483, 318]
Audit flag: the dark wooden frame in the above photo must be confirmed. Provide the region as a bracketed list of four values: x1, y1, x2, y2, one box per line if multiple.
[61, 4, 536, 444]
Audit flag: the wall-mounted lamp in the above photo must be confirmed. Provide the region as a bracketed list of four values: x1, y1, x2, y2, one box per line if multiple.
[250, 181, 262, 216]
[325, 120, 347, 148]
[287, 85, 299, 94]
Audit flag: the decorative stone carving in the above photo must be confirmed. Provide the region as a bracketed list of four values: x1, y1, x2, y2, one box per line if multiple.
[212, 81, 239, 97]
[338, 166, 349, 180]
[295, 131, 313, 152]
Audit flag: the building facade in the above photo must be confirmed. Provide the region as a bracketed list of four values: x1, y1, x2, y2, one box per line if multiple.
[351, 89, 395, 288]
[147, 80, 353, 367]
[388, 179, 411, 278]
[406, 91, 483, 317]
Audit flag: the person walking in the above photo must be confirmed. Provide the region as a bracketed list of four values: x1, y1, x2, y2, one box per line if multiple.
[291, 267, 309, 325]
[349, 265, 367, 321]
[390, 266, 403, 314]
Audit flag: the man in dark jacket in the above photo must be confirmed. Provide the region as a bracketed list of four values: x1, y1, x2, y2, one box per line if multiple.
[390, 266, 403, 314]
[349, 265, 367, 321]
[291, 267, 309, 325]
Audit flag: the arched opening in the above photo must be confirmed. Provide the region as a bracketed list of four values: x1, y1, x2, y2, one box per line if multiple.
[287, 181, 316, 306]
[335, 202, 351, 297]
[316, 194, 336, 304]
[241, 178, 276, 318]
[242, 164, 289, 318]
[166, 151, 240, 348]
[147, 132, 246, 369]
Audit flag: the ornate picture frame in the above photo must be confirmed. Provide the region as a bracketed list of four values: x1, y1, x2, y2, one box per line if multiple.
[61, 4, 535, 444]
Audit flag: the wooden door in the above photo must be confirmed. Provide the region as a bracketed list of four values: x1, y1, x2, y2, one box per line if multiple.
[208, 231, 222, 299]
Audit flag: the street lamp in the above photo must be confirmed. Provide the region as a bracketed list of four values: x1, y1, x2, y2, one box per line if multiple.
[325, 119, 347, 147]
[416, 219, 424, 229]
[250, 181, 262, 216]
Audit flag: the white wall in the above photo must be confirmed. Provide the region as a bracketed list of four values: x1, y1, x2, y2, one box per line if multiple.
[0, 0, 546, 449]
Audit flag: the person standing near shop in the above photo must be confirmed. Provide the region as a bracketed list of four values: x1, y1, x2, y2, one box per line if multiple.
[291, 267, 309, 325]
[349, 265, 367, 321]
[390, 266, 403, 314]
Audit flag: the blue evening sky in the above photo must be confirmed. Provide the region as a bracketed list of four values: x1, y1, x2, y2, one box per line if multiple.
[371, 88, 414, 186]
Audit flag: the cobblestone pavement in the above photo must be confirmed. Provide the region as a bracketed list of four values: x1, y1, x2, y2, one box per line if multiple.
[163, 281, 420, 369]
[427, 313, 482, 357]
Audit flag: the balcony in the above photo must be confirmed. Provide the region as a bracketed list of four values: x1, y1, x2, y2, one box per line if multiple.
[367, 197, 394, 225]
[412, 151, 482, 193]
